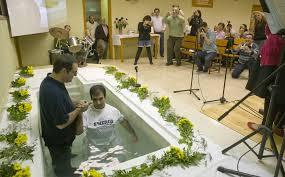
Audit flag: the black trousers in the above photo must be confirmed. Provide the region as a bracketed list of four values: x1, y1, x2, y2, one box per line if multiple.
[134, 47, 152, 64]
[48, 145, 77, 177]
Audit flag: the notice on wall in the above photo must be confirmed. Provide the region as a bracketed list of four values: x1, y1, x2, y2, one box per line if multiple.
[192, 0, 213, 8]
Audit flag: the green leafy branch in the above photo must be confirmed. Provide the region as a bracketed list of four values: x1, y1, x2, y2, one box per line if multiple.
[114, 72, 126, 81]
[0, 144, 35, 163]
[130, 86, 149, 100]
[104, 66, 118, 75]
[112, 147, 205, 177]
[152, 96, 171, 117]
[118, 77, 137, 89]
[177, 118, 194, 149]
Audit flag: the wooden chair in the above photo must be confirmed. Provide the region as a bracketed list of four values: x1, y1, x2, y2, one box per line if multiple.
[208, 39, 228, 74]
[180, 35, 197, 58]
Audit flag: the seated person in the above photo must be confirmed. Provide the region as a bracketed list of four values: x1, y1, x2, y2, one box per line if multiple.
[215, 22, 225, 39]
[78, 85, 138, 169]
[194, 22, 217, 72]
[231, 34, 259, 78]
[235, 24, 249, 38]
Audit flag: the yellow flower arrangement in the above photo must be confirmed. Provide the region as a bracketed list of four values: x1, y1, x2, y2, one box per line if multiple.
[20, 66, 34, 77]
[177, 118, 193, 129]
[82, 169, 103, 177]
[177, 118, 194, 148]
[19, 89, 29, 97]
[14, 133, 28, 146]
[7, 102, 32, 122]
[11, 77, 26, 88]
[167, 146, 185, 160]
[10, 89, 30, 102]
[12, 166, 31, 177]
[0, 163, 31, 177]
[13, 163, 21, 171]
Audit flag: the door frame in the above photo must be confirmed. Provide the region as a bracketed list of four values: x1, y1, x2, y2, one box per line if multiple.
[82, 0, 113, 59]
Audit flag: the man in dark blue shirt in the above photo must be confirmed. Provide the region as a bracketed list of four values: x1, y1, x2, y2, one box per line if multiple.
[39, 54, 89, 177]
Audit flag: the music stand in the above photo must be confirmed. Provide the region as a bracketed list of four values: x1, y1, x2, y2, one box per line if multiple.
[174, 33, 200, 100]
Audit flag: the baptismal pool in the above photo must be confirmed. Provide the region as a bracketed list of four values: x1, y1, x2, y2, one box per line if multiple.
[42, 80, 172, 176]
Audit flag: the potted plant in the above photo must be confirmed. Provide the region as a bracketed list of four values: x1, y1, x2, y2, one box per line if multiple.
[114, 17, 128, 34]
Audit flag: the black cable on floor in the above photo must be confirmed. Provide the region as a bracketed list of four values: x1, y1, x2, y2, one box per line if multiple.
[237, 142, 261, 177]
[237, 105, 263, 119]
[241, 102, 263, 119]
[197, 70, 207, 112]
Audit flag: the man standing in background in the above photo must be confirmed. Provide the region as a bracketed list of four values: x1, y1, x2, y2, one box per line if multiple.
[95, 18, 109, 59]
[86, 15, 98, 40]
[151, 8, 166, 58]
[163, 5, 185, 66]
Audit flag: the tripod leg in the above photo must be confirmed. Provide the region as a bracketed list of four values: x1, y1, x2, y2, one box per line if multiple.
[274, 133, 285, 177]
[222, 128, 261, 154]
[173, 58, 200, 100]
[258, 85, 279, 159]
[217, 166, 261, 177]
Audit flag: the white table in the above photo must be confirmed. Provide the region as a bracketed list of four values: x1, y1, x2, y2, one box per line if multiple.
[112, 33, 160, 62]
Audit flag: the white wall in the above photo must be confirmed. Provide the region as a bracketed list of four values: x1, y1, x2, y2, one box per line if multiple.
[0, 18, 19, 112]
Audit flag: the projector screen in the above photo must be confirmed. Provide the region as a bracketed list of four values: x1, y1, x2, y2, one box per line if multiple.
[6, 0, 49, 37]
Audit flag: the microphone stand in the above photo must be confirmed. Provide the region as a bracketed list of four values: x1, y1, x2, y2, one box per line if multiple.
[204, 39, 233, 104]
[173, 32, 200, 100]
[134, 66, 141, 88]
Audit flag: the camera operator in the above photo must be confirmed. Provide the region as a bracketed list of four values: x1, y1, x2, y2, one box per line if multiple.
[194, 22, 217, 72]
[187, 10, 203, 36]
[231, 34, 259, 78]
[134, 15, 153, 65]
[163, 5, 185, 66]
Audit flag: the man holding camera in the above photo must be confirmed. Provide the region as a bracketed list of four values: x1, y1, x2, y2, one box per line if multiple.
[194, 22, 217, 72]
[163, 5, 185, 66]
[231, 34, 259, 78]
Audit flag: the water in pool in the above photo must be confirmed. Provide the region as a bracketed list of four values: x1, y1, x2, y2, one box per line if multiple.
[43, 87, 169, 176]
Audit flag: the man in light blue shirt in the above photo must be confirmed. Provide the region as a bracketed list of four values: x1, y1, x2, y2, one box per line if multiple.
[194, 22, 217, 72]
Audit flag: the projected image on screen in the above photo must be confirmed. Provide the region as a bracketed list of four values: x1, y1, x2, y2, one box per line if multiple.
[6, 0, 49, 37]
[46, 0, 67, 27]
